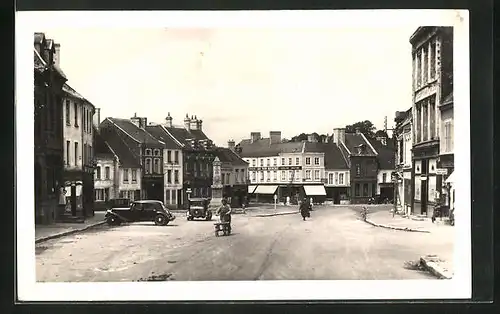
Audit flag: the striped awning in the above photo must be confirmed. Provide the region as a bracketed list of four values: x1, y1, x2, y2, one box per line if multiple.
[254, 185, 278, 195]
[303, 185, 326, 196]
[248, 185, 257, 194]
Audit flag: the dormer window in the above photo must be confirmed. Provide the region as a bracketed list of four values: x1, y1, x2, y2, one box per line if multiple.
[153, 149, 160, 156]
[145, 149, 152, 156]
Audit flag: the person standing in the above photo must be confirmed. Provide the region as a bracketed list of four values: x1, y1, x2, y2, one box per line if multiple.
[216, 198, 232, 232]
[299, 198, 310, 221]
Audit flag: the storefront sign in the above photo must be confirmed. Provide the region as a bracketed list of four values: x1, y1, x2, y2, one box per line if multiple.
[436, 168, 448, 175]
[248, 166, 302, 171]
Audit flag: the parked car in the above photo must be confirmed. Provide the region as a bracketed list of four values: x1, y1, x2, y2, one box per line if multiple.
[105, 200, 176, 226]
[187, 198, 212, 221]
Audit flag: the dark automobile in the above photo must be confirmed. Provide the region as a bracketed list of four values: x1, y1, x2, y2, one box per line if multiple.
[187, 198, 212, 221]
[105, 200, 176, 226]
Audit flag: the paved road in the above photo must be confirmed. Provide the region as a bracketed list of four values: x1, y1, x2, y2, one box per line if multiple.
[36, 206, 438, 282]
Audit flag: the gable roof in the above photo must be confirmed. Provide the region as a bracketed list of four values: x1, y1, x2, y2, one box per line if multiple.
[107, 118, 164, 146]
[145, 125, 183, 149]
[368, 137, 396, 170]
[164, 126, 212, 150]
[304, 142, 349, 170]
[344, 133, 377, 156]
[94, 128, 115, 159]
[214, 147, 249, 166]
[238, 138, 303, 158]
[98, 126, 141, 168]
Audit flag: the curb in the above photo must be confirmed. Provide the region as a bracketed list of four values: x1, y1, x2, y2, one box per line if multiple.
[35, 221, 106, 244]
[419, 256, 453, 279]
[364, 219, 430, 233]
[254, 210, 299, 217]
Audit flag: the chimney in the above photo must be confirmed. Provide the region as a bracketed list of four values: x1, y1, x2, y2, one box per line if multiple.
[184, 114, 190, 130]
[269, 131, 281, 144]
[130, 113, 141, 127]
[53, 43, 60, 67]
[93, 108, 101, 128]
[190, 115, 198, 130]
[355, 127, 362, 134]
[228, 139, 235, 151]
[197, 119, 203, 131]
[140, 118, 147, 128]
[250, 132, 261, 143]
[307, 134, 317, 143]
[324, 133, 329, 143]
[332, 128, 346, 144]
[165, 112, 173, 128]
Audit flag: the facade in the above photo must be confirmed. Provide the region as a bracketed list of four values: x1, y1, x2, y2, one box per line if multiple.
[62, 83, 95, 218]
[160, 113, 216, 206]
[95, 126, 143, 202]
[34, 33, 67, 224]
[215, 146, 249, 207]
[369, 131, 397, 202]
[395, 109, 413, 215]
[410, 26, 453, 217]
[100, 116, 165, 201]
[145, 124, 184, 208]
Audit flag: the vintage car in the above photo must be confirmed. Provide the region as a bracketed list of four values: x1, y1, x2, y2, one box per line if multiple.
[105, 200, 176, 226]
[186, 198, 212, 221]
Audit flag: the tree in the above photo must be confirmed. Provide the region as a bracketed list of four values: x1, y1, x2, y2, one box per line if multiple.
[345, 120, 377, 139]
[290, 133, 308, 142]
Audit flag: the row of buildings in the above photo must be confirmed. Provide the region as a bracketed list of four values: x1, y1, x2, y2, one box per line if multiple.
[93, 113, 249, 210]
[233, 128, 396, 205]
[34, 32, 97, 224]
[394, 26, 455, 218]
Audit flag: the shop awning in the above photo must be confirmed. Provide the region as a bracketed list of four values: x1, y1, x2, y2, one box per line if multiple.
[254, 185, 278, 195]
[248, 185, 257, 194]
[303, 185, 326, 196]
[445, 171, 455, 183]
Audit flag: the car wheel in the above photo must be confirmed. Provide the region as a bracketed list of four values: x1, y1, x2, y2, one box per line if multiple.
[107, 216, 119, 226]
[154, 214, 167, 226]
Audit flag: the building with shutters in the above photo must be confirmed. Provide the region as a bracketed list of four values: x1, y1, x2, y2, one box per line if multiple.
[213, 146, 249, 207]
[368, 131, 397, 203]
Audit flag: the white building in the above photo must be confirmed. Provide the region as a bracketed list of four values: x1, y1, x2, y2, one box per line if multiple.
[395, 109, 413, 215]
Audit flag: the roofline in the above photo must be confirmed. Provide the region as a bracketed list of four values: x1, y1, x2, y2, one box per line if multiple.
[226, 147, 249, 164]
[105, 118, 141, 144]
[62, 84, 95, 110]
[33, 47, 47, 66]
[159, 125, 185, 148]
[340, 141, 351, 155]
[103, 139, 120, 164]
[361, 133, 378, 155]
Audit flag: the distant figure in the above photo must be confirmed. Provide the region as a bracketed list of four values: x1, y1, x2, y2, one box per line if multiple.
[299, 198, 311, 221]
[309, 197, 314, 211]
[286, 196, 290, 206]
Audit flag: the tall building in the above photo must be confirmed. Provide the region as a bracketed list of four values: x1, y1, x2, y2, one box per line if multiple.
[394, 108, 413, 215]
[410, 26, 453, 217]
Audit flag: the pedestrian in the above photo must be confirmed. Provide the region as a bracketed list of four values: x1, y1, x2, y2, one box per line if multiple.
[216, 198, 232, 232]
[299, 198, 310, 221]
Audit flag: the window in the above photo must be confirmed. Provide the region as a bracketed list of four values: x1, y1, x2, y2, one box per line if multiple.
[123, 169, 129, 183]
[145, 149, 152, 156]
[382, 173, 387, 183]
[221, 173, 225, 184]
[339, 173, 344, 185]
[295, 170, 300, 181]
[172, 189, 177, 204]
[328, 173, 334, 185]
[429, 96, 436, 139]
[105, 166, 110, 180]
[260, 159, 264, 167]
[252, 171, 256, 181]
[154, 158, 160, 174]
[66, 141, 70, 165]
[273, 158, 277, 166]
[167, 150, 172, 163]
[226, 173, 230, 184]
[174, 170, 179, 183]
[65, 100, 70, 125]
[252, 159, 256, 167]
[174, 151, 179, 164]
[235, 169, 239, 183]
[355, 183, 360, 196]
[430, 40, 436, 80]
[314, 157, 320, 165]
[443, 120, 454, 153]
[154, 149, 160, 156]
[422, 100, 428, 141]
[167, 170, 172, 183]
[289, 171, 293, 181]
[306, 170, 311, 180]
[306, 157, 311, 165]
[132, 169, 137, 183]
[266, 171, 271, 182]
[281, 171, 286, 181]
[356, 164, 361, 176]
[74, 102, 78, 127]
[74, 142, 79, 166]
[145, 158, 152, 174]
[423, 46, 428, 84]
[295, 157, 299, 165]
[314, 170, 320, 180]
[416, 50, 422, 87]
[95, 189, 104, 201]
[266, 159, 270, 166]
[96, 167, 101, 180]
[273, 171, 277, 181]
[363, 183, 368, 196]
[260, 171, 264, 181]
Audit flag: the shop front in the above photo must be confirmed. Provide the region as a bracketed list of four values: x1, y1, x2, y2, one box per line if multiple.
[303, 185, 327, 204]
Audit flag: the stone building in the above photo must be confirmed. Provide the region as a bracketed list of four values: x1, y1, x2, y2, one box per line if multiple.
[214, 146, 249, 207]
[33, 32, 67, 224]
[410, 26, 453, 217]
[368, 130, 397, 203]
[394, 108, 413, 215]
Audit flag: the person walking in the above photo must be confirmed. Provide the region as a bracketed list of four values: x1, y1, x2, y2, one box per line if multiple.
[216, 198, 232, 233]
[299, 198, 311, 221]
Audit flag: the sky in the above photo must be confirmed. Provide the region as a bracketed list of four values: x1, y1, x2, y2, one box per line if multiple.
[44, 25, 420, 146]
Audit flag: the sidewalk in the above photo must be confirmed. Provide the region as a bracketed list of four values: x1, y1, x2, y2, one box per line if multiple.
[366, 209, 453, 232]
[35, 212, 106, 243]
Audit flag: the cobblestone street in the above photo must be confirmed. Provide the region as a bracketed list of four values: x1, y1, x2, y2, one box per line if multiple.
[36, 206, 452, 282]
